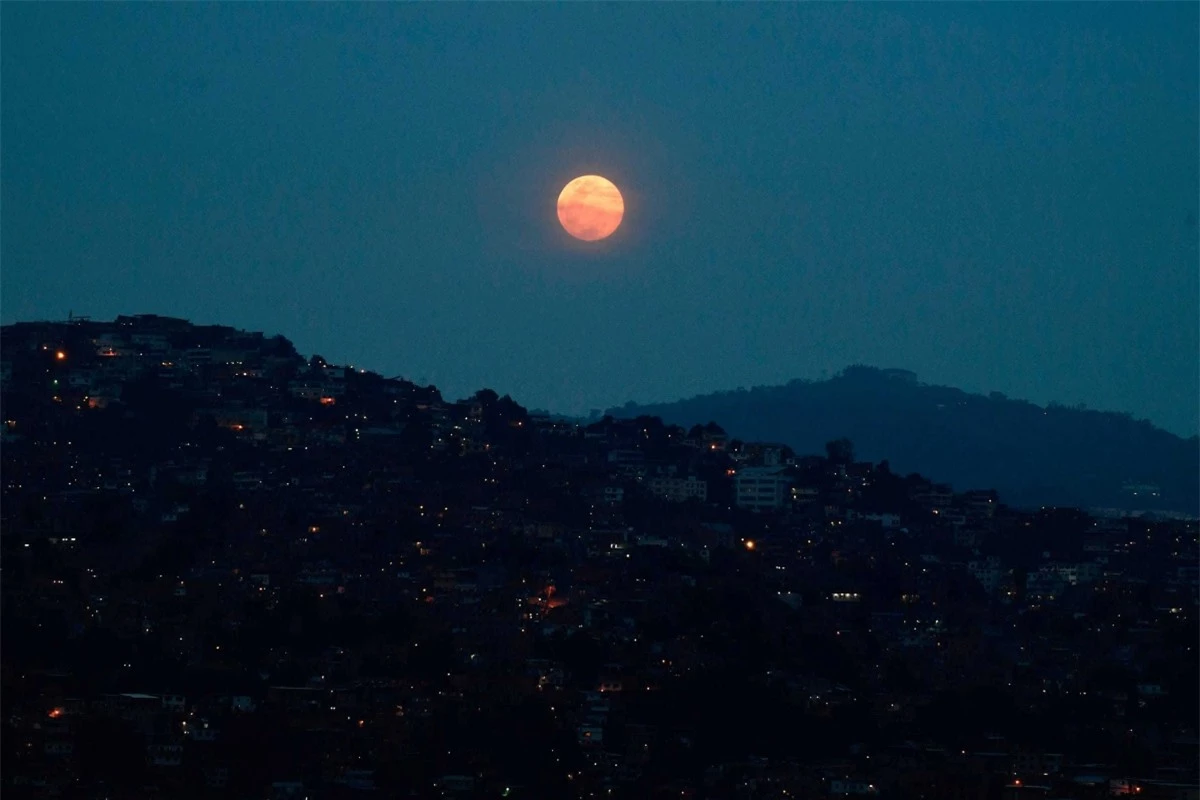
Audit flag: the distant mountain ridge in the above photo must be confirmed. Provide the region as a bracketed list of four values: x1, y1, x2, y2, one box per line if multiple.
[607, 366, 1199, 513]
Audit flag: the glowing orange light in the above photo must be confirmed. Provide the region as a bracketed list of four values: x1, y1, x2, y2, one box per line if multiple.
[55, 351, 66, 361]
[744, 540, 756, 551]
[48, 707, 64, 718]
[319, 397, 336, 406]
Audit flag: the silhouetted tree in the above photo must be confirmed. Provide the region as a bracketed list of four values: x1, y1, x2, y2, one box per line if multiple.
[473, 388, 500, 406]
[266, 334, 298, 358]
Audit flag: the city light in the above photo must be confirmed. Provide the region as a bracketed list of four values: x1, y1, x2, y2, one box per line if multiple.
[2, 312, 1191, 794]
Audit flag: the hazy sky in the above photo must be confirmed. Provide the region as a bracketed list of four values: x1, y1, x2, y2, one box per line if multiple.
[3, 4, 1197, 434]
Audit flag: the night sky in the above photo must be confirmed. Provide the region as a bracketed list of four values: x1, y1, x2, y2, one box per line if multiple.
[3, 4, 1197, 434]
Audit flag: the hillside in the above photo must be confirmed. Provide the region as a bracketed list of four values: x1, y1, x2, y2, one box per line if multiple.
[608, 366, 1199, 513]
[5, 319, 1199, 794]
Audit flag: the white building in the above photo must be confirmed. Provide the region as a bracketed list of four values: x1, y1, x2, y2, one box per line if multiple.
[646, 476, 708, 503]
[847, 510, 901, 529]
[601, 486, 624, 505]
[735, 467, 792, 512]
[829, 779, 878, 796]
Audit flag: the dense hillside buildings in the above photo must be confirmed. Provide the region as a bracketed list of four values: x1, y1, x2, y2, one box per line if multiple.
[2, 316, 1196, 800]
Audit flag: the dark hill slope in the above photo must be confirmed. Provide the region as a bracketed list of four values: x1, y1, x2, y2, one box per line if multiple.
[609, 367, 1198, 513]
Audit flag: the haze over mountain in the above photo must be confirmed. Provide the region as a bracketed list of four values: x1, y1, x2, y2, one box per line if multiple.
[608, 366, 1199, 514]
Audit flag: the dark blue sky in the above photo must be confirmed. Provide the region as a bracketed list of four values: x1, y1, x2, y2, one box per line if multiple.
[3, 4, 1197, 434]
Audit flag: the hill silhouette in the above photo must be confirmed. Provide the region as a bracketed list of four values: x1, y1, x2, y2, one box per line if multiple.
[608, 366, 1199, 513]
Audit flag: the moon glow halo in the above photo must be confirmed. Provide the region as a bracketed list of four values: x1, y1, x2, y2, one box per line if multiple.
[557, 175, 624, 241]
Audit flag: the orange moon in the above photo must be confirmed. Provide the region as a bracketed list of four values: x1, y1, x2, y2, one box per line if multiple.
[557, 175, 624, 241]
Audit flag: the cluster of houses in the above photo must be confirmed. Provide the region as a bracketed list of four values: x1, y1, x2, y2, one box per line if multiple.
[2, 315, 1196, 800]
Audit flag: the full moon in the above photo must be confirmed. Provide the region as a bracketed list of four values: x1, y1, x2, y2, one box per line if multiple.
[557, 175, 624, 241]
